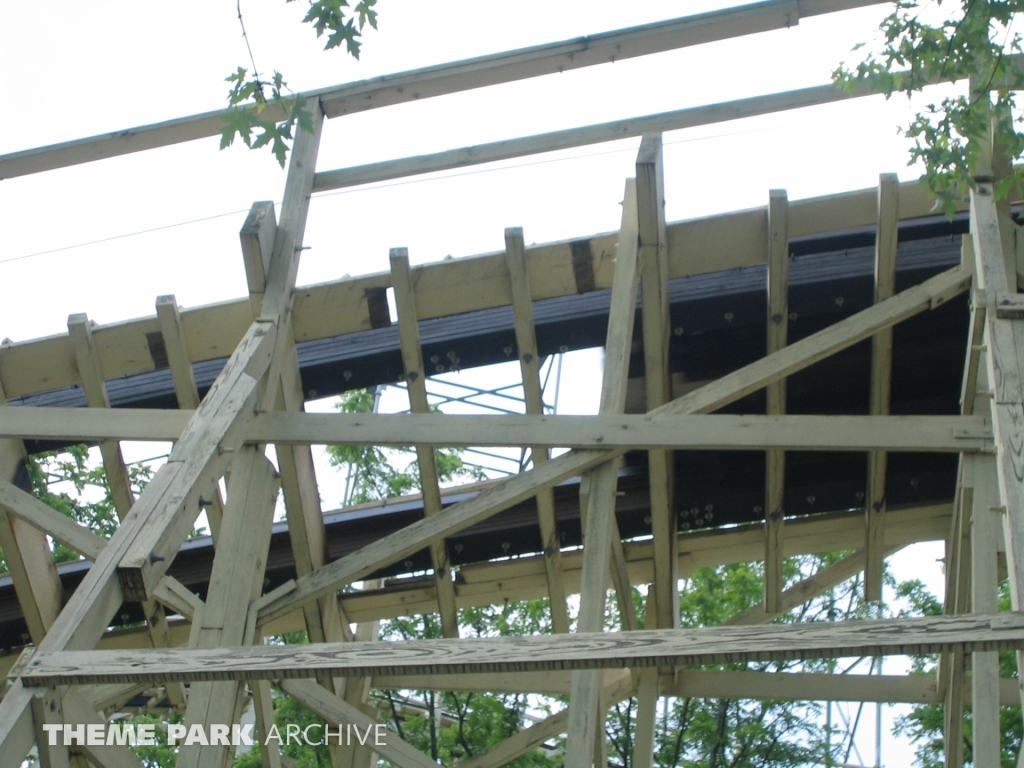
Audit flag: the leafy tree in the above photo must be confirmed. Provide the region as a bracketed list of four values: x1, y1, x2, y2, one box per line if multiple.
[220, 0, 379, 166]
[894, 578, 1023, 766]
[833, 0, 1024, 215]
[325, 388, 484, 506]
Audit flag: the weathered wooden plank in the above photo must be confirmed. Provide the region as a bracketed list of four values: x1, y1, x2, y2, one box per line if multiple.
[0, 408, 995, 452]
[636, 135, 677, 638]
[390, 249, 460, 639]
[67, 313, 136, 517]
[567, 178, 642, 764]
[765, 188, 789, 615]
[0, 175, 956, 403]
[177, 447, 279, 768]
[505, 226, 570, 635]
[864, 173, 899, 602]
[670, 668, 1023, 705]
[155, 294, 225, 544]
[0, 0, 884, 179]
[254, 266, 971, 627]
[280, 679, 436, 768]
[19, 613, 1024, 686]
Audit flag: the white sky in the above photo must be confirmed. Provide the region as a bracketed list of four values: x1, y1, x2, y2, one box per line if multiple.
[0, 1, 967, 764]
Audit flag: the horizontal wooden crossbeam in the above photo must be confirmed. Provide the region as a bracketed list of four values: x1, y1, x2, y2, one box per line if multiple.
[16, 613, 1024, 686]
[0, 409, 993, 452]
[0, 0, 883, 180]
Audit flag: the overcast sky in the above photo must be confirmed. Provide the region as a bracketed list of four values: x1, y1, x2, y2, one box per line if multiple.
[0, 2, 963, 763]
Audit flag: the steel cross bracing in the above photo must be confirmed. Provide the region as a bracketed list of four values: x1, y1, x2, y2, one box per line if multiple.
[0, 1, 1023, 766]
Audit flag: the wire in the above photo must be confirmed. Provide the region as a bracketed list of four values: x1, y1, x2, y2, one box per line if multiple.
[0, 115, 828, 267]
[0, 207, 256, 266]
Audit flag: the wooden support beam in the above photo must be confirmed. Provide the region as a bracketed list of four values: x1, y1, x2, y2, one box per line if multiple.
[459, 673, 633, 768]
[969, 183, 1024, 766]
[177, 446, 279, 768]
[31, 689, 71, 768]
[765, 188, 789, 615]
[0, 475, 201, 620]
[568, 178, 641, 766]
[280, 679, 437, 768]
[390, 248, 460, 639]
[0, 369, 71, 647]
[505, 227, 570, 635]
[669, 668, 1023, 705]
[969, 453, 1002, 768]
[864, 173, 899, 603]
[23, 613, 1024, 687]
[728, 545, 901, 627]
[238, 199, 353, 726]
[67, 313, 135, 516]
[636, 135, 677, 636]
[156, 294, 225, 544]
[0, 408, 996, 452]
[0, 98, 322, 768]
[0, 177, 969, 404]
[634, 135, 670, 768]
[0, 0, 885, 179]
[67, 312, 185, 706]
[312, 78, 893, 193]
[253, 264, 970, 627]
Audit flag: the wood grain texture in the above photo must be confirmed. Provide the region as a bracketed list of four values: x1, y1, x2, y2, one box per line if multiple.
[18, 614, 1024, 687]
[0, 178, 955, 404]
[765, 188, 789, 615]
[255, 266, 970, 626]
[390, 249, 460, 639]
[505, 227, 570, 635]
[0, 409, 994, 452]
[0, 0, 885, 179]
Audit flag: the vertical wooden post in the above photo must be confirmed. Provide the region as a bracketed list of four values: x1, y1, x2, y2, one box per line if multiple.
[505, 227, 571, 635]
[566, 179, 641, 768]
[155, 294, 225, 544]
[389, 249, 461, 639]
[636, 134, 678, 633]
[68, 312, 184, 706]
[864, 174, 899, 602]
[764, 188, 789, 614]
[177, 447, 279, 768]
[969, 452, 1001, 768]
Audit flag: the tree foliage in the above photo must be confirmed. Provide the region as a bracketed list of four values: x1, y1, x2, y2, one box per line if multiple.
[325, 388, 484, 506]
[220, 0, 379, 166]
[834, 0, 1024, 216]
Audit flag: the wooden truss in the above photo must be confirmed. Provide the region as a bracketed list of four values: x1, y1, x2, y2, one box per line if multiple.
[2, 1, 1024, 766]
